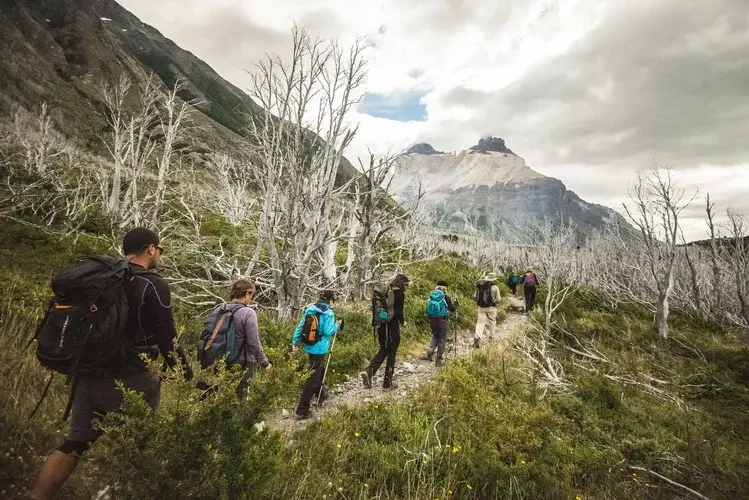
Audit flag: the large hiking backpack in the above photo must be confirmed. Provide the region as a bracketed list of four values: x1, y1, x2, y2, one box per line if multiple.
[372, 282, 395, 325]
[33, 255, 130, 378]
[426, 289, 448, 319]
[197, 303, 246, 369]
[475, 281, 496, 308]
[523, 273, 536, 286]
[299, 303, 328, 346]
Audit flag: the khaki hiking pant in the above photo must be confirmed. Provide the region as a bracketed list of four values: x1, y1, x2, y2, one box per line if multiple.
[474, 307, 497, 342]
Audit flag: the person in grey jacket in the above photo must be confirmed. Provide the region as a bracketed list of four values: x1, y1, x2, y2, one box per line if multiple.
[205, 279, 271, 399]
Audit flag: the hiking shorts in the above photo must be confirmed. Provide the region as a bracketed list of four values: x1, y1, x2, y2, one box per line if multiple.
[68, 371, 161, 443]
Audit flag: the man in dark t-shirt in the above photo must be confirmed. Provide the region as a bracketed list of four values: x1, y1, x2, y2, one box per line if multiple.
[30, 227, 190, 500]
[360, 273, 410, 389]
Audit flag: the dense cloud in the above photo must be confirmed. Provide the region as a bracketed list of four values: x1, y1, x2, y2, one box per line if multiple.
[118, 0, 749, 240]
[455, 0, 749, 169]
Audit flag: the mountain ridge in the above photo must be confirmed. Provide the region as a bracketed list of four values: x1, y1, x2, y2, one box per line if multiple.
[393, 137, 630, 237]
[0, 0, 358, 180]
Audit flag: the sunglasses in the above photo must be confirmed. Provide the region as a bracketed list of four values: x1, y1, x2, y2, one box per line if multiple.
[139, 244, 165, 255]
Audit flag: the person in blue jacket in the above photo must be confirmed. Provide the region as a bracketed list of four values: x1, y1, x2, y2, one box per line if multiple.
[291, 290, 341, 420]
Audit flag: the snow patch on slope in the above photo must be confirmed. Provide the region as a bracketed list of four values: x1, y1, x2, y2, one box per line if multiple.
[394, 150, 546, 197]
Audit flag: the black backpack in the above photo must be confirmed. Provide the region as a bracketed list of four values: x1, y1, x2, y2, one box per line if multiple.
[476, 281, 496, 307]
[32, 255, 130, 380]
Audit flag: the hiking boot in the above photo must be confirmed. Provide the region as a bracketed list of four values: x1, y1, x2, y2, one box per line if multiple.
[473, 337, 480, 348]
[435, 358, 444, 367]
[294, 411, 312, 421]
[382, 383, 399, 390]
[360, 370, 372, 389]
[421, 353, 433, 362]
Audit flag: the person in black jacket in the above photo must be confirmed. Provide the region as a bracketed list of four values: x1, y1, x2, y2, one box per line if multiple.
[29, 227, 192, 500]
[360, 273, 409, 389]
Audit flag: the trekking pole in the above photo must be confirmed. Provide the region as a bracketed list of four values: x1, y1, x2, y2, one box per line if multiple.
[316, 324, 339, 408]
[453, 305, 459, 359]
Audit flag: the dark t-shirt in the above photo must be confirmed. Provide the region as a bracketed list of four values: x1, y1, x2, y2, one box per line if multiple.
[110, 264, 178, 374]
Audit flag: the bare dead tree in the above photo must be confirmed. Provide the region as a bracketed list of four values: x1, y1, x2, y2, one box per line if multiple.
[96, 73, 197, 229]
[246, 24, 366, 320]
[724, 210, 749, 332]
[705, 194, 723, 315]
[622, 164, 696, 339]
[149, 79, 198, 228]
[529, 217, 581, 333]
[679, 231, 703, 315]
[13, 103, 68, 177]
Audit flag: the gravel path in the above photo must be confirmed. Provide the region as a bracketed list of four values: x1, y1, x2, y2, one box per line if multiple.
[268, 296, 529, 436]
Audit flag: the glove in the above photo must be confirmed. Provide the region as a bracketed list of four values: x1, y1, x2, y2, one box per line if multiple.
[337, 318, 345, 331]
[454, 299, 460, 307]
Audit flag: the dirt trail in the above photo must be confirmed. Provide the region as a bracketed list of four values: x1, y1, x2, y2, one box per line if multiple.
[268, 296, 529, 435]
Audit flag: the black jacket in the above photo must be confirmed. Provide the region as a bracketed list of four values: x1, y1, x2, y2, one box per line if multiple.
[390, 288, 406, 328]
[112, 264, 179, 374]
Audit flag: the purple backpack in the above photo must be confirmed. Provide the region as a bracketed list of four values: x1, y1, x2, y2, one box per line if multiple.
[523, 273, 536, 286]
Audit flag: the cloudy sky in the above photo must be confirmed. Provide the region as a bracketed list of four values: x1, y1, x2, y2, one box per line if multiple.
[119, 0, 748, 241]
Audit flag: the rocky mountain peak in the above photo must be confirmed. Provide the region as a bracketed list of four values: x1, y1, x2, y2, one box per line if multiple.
[469, 136, 514, 155]
[406, 143, 443, 155]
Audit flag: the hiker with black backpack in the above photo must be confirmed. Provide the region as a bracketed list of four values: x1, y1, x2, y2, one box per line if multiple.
[360, 273, 410, 390]
[29, 228, 190, 500]
[197, 279, 271, 400]
[522, 267, 539, 312]
[291, 290, 342, 420]
[423, 280, 458, 366]
[473, 272, 500, 348]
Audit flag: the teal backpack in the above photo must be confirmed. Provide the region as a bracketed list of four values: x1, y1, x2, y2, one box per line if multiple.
[426, 289, 448, 319]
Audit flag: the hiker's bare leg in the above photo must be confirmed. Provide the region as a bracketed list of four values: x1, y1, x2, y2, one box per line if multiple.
[29, 450, 79, 500]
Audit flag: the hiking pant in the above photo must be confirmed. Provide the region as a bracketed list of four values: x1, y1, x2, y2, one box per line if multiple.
[68, 371, 161, 444]
[524, 285, 537, 312]
[426, 320, 449, 360]
[296, 354, 326, 415]
[509, 284, 517, 295]
[474, 307, 497, 342]
[365, 323, 401, 388]
[236, 362, 259, 400]
[197, 362, 257, 401]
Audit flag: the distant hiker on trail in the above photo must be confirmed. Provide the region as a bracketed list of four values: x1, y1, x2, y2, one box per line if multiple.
[474, 272, 500, 348]
[197, 279, 271, 400]
[507, 271, 519, 295]
[29, 228, 191, 500]
[423, 280, 458, 366]
[291, 290, 341, 421]
[361, 273, 410, 390]
[522, 267, 539, 312]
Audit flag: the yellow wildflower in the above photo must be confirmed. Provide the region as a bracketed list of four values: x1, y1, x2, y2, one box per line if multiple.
[355, 432, 360, 437]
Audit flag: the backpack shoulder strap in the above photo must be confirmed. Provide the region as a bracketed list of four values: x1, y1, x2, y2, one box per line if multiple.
[204, 309, 229, 351]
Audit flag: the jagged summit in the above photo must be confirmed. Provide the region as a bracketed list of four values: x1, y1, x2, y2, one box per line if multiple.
[406, 143, 443, 155]
[469, 136, 514, 155]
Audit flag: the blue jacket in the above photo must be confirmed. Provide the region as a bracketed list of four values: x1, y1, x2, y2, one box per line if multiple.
[291, 301, 339, 355]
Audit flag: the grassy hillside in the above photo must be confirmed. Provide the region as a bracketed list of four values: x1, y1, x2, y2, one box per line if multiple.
[1, 218, 748, 499]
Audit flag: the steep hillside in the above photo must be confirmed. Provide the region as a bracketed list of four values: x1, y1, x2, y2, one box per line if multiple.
[394, 137, 630, 238]
[0, 0, 357, 179]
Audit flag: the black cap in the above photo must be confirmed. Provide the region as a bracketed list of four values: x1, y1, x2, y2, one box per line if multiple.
[396, 273, 410, 283]
[436, 280, 448, 287]
[122, 227, 160, 255]
[319, 290, 336, 302]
